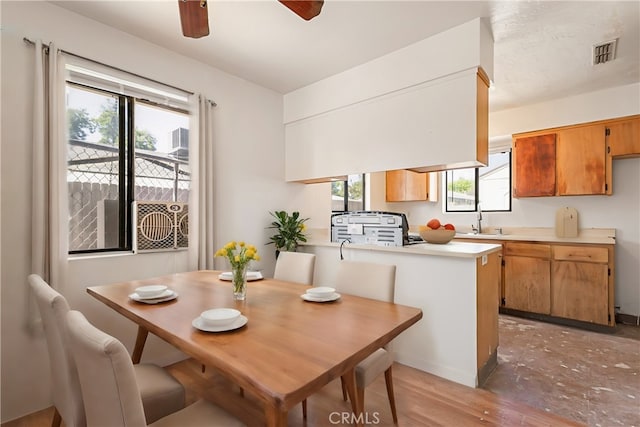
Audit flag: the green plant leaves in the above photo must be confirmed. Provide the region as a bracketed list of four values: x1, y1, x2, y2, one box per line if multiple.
[267, 210, 309, 251]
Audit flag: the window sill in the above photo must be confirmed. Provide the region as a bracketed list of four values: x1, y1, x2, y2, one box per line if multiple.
[68, 251, 134, 261]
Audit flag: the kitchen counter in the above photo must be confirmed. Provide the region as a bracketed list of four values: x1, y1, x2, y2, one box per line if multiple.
[449, 227, 616, 245]
[302, 238, 501, 388]
[303, 239, 502, 259]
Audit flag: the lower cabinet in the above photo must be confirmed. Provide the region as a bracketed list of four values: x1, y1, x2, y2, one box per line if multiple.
[503, 243, 551, 314]
[551, 245, 611, 325]
[456, 238, 615, 327]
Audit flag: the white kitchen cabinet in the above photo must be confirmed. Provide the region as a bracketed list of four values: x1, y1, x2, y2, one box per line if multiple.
[285, 69, 487, 182]
[283, 19, 493, 183]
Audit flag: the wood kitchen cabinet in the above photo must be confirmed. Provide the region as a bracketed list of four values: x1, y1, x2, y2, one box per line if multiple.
[503, 242, 551, 314]
[512, 134, 556, 197]
[513, 120, 615, 197]
[555, 124, 607, 195]
[513, 114, 640, 198]
[606, 115, 640, 158]
[455, 235, 616, 328]
[551, 245, 612, 325]
[386, 170, 437, 202]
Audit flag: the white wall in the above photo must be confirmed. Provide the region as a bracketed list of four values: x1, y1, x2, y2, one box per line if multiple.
[0, 1, 303, 422]
[368, 84, 640, 318]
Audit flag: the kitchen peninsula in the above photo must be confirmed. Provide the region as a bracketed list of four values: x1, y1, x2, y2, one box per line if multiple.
[301, 238, 502, 388]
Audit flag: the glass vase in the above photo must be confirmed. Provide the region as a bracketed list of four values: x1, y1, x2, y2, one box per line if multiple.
[232, 265, 248, 300]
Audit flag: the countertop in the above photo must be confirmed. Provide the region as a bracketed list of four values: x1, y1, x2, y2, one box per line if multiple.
[449, 227, 616, 245]
[303, 239, 502, 259]
[302, 226, 615, 259]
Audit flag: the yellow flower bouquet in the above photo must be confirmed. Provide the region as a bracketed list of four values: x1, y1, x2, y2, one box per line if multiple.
[215, 241, 260, 300]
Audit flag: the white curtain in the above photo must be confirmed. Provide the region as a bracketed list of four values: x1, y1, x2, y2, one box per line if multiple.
[30, 40, 69, 291]
[188, 95, 216, 270]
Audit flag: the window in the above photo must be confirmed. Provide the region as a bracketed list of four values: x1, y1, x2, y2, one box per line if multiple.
[445, 151, 512, 212]
[66, 83, 190, 253]
[331, 174, 365, 212]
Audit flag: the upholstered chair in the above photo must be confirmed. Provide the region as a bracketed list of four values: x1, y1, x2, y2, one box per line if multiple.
[28, 274, 185, 426]
[65, 310, 245, 427]
[333, 260, 398, 423]
[273, 251, 316, 285]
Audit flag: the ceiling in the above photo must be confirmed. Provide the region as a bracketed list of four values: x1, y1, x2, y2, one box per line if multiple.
[52, 1, 639, 112]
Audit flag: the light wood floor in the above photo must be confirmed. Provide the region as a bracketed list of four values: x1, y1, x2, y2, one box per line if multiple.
[3, 358, 582, 427]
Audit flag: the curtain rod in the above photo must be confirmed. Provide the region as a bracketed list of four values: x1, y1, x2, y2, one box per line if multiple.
[23, 37, 208, 101]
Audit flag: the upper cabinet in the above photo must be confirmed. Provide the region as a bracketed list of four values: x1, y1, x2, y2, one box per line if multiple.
[386, 170, 438, 202]
[556, 124, 607, 196]
[606, 115, 640, 158]
[283, 19, 493, 183]
[512, 134, 556, 197]
[512, 115, 639, 198]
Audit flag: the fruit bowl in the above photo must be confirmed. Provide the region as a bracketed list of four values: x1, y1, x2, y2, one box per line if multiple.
[418, 226, 456, 244]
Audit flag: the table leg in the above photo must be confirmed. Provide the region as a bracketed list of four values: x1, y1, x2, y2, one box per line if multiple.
[342, 369, 363, 427]
[264, 405, 287, 427]
[131, 326, 149, 364]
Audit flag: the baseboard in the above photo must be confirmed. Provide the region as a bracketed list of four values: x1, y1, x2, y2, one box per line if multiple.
[477, 349, 497, 388]
[499, 308, 616, 333]
[616, 312, 640, 326]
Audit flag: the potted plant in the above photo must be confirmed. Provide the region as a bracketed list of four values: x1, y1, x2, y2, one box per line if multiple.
[267, 211, 309, 255]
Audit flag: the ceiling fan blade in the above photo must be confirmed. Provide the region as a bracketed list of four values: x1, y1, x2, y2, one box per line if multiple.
[278, 0, 324, 21]
[178, 0, 210, 39]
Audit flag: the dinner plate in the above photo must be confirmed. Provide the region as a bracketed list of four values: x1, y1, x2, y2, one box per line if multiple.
[218, 271, 264, 281]
[129, 290, 177, 304]
[192, 315, 248, 332]
[300, 292, 341, 303]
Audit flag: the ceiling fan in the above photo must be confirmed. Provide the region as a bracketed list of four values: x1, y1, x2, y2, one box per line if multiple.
[178, 0, 324, 39]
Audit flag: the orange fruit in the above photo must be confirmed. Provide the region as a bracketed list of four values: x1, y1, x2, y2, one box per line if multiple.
[444, 223, 455, 231]
[426, 218, 441, 230]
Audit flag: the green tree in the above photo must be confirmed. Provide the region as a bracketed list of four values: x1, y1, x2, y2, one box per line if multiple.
[68, 108, 96, 141]
[135, 130, 157, 151]
[95, 99, 157, 151]
[331, 181, 344, 197]
[95, 99, 119, 146]
[447, 178, 474, 194]
[348, 180, 363, 200]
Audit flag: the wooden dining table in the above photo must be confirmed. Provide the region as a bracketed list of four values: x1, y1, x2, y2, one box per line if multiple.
[87, 270, 423, 426]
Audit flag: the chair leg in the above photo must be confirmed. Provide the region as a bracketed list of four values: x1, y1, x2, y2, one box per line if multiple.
[51, 407, 62, 427]
[302, 398, 307, 418]
[384, 366, 398, 423]
[340, 376, 348, 401]
[356, 385, 365, 419]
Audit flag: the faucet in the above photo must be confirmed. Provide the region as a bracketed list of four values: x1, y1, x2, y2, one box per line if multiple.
[476, 204, 483, 234]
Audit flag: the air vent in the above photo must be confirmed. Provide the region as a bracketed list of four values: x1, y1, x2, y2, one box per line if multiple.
[593, 39, 617, 65]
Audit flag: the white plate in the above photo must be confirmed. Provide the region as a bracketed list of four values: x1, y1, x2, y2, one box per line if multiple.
[129, 290, 177, 304]
[192, 315, 248, 332]
[301, 292, 341, 303]
[218, 271, 264, 281]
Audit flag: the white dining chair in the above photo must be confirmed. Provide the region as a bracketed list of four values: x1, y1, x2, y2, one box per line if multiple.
[28, 274, 186, 426]
[333, 260, 398, 423]
[273, 251, 316, 285]
[65, 310, 246, 427]
[273, 251, 316, 416]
